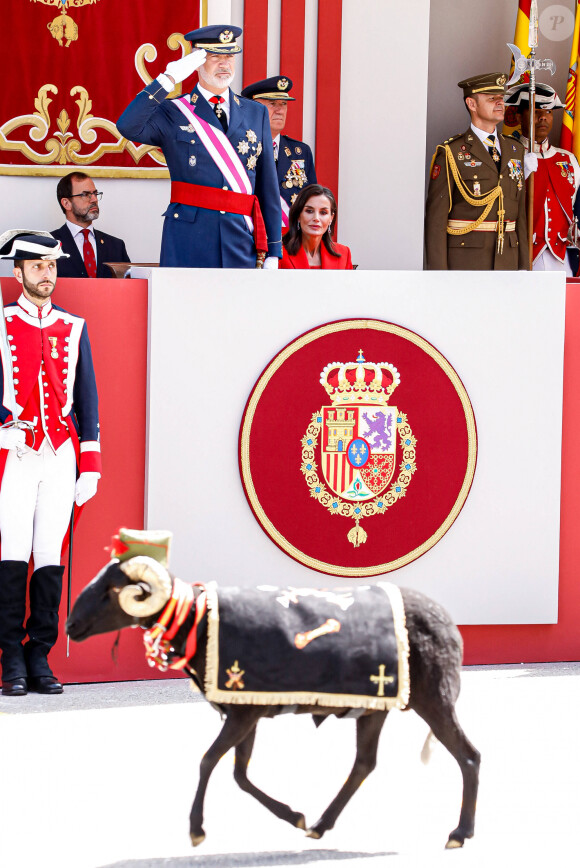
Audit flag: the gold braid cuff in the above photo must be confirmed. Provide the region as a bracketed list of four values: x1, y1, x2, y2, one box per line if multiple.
[441, 144, 506, 254]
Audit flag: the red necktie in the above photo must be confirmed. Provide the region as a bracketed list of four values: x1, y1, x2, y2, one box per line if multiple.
[82, 228, 96, 278]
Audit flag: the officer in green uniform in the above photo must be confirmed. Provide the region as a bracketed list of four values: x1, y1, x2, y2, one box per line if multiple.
[425, 71, 529, 270]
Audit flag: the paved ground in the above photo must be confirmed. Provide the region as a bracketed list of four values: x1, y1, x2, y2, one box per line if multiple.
[0, 663, 579, 868]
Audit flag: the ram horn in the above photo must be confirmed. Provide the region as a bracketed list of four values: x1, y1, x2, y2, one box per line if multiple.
[118, 556, 172, 617]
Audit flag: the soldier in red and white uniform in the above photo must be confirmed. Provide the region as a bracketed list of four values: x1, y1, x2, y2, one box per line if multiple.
[0, 231, 101, 696]
[505, 83, 580, 275]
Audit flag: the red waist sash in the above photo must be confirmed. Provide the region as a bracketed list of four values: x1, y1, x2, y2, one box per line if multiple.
[170, 181, 268, 255]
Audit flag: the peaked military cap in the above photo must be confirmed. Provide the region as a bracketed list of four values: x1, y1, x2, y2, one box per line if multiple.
[0, 230, 69, 260]
[241, 75, 295, 101]
[458, 72, 508, 98]
[504, 82, 564, 110]
[185, 24, 242, 54]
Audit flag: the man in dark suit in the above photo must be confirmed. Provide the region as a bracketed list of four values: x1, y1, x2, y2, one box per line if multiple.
[116, 25, 281, 269]
[52, 171, 130, 278]
[241, 75, 317, 229]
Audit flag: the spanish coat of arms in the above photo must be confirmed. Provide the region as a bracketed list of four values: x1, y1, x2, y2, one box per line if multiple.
[301, 351, 417, 547]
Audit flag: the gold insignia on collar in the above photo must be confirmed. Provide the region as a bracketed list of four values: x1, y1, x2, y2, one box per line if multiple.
[284, 146, 291, 157]
[278, 78, 289, 90]
[233, 94, 240, 105]
[191, 93, 198, 104]
[295, 146, 302, 154]
[220, 30, 233, 43]
[246, 129, 257, 143]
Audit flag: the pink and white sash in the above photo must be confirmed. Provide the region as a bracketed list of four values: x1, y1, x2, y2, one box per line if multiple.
[280, 196, 290, 229]
[174, 96, 254, 232]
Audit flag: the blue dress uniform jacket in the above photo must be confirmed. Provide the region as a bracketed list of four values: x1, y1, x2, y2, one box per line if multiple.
[277, 135, 317, 208]
[117, 83, 282, 268]
[0, 298, 101, 475]
[51, 225, 130, 279]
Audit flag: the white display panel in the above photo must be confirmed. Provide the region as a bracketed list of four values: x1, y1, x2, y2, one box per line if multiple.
[145, 268, 565, 625]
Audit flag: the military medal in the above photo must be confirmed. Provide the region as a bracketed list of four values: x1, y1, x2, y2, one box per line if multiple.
[473, 181, 481, 196]
[284, 146, 291, 157]
[48, 337, 58, 359]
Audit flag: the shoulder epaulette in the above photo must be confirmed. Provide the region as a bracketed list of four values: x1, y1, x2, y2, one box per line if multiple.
[443, 134, 461, 145]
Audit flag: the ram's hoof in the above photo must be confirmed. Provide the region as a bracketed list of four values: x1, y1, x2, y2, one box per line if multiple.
[190, 832, 206, 847]
[295, 814, 307, 830]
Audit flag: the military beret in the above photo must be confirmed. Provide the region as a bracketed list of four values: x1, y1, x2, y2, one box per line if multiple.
[185, 24, 242, 55]
[241, 75, 295, 101]
[0, 231, 69, 260]
[458, 72, 508, 98]
[504, 82, 564, 110]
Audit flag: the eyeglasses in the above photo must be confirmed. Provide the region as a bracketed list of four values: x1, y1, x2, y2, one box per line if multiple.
[68, 191, 103, 201]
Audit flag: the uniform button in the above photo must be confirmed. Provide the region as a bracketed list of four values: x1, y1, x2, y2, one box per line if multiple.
[64, 337, 69, 343]
[7, 335, 12, 340]
[174, 213, 178, 219]
[499, 174, 503, 179]
[222, 186, 228, 190]
[6, 317, 12, 322]
[13, 367, 18, 373]
[64, 356, 68, 362]
[13, 379, 18, 384]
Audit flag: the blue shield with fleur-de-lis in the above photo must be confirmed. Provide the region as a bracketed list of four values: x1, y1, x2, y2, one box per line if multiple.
[321, 404, 397, 500]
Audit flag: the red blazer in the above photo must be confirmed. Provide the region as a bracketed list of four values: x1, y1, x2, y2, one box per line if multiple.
[280, 241, 353, 269]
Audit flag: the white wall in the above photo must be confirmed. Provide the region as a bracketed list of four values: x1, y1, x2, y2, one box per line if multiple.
[338, 0, 431, 269]
[145, 267, 564, 626]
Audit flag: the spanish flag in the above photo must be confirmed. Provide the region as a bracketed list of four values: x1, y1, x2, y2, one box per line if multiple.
[561, 0, 580, 159]
[503, 0, 532, 134]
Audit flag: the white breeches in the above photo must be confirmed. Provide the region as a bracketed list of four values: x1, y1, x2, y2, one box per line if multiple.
[533, 248, 574, 277]
[0, 439, 76, 568]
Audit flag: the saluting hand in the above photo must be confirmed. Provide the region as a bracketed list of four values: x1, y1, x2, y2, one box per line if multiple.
[164, 49, 207, 85]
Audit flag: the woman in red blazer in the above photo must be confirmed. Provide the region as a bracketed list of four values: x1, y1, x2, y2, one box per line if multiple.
[280, 184, 353, 269]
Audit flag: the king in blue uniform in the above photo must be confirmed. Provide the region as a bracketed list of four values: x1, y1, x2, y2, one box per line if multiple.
[116, 25, 282, 269]
[241, 75, 317, 220]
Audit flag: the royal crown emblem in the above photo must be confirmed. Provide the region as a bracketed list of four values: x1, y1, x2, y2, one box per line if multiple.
[301, 351, 417, 547]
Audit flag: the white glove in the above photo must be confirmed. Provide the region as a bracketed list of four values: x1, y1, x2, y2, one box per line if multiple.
[75, 472, 100, 507]
[163, 49, 207, 86]
[524, 152, 538, 179]
[263, 256, 279, 270]
[0, 426, 26, 451]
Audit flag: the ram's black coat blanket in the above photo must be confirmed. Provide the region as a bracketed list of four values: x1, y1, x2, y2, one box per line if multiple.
[204, 583, 410, 710]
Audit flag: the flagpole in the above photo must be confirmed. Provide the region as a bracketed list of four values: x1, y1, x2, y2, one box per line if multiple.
[527, 1, 539, 271]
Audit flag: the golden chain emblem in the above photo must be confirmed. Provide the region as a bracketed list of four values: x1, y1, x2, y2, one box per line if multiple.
[30, 0, 102, 48]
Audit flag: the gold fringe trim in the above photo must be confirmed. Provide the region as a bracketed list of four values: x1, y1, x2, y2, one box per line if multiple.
[204, 583, 410, 711]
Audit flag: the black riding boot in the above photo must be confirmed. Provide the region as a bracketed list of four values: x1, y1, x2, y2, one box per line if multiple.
[24, 565, 65, 692]
[0, 560, 29, 692]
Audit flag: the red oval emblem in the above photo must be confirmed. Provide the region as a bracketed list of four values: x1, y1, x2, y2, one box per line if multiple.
[239, 320, 477, 577]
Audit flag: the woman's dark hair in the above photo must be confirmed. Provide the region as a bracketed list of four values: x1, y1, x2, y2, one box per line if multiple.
[283, 184, 340, 257]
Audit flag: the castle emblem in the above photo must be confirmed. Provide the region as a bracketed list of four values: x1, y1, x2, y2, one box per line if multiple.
[301, 350, 417, 547]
